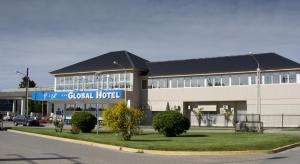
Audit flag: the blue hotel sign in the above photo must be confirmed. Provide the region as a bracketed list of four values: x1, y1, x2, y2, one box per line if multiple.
[32, 90, 123, 101]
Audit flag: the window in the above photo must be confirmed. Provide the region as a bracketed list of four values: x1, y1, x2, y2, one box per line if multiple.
[148, 79, 153, 89]
[108, 75, 114, 89]
[231, 75, 239, 85]
[119, 73, 125, 88]
[198, 77, 205, 87]
[272, 73, 280, 84]
[250, 74, 256, 85]
[125, 73, 131, 88]
[142, 80, 148, 89]
[263, 73, 272, 84]
[170, 78, 177, 88]
[158, 79, 168, 88]
[152, 79, 158, 88]
[214, 76, 221, 86]
[114, 74, 120, 88]
[191, 77, 198, 87]
[289, 72, 297, 83]
[239, 74, 248, 85]
[221, 75, 229, 86]
[281, 72, 288, 83]
[177, 78, 184, 88]
[206, 77, 213, 86]
[184, 78, 191, 87]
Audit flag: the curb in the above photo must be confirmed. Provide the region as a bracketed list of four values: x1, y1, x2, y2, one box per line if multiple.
[7, 129, 300, 156]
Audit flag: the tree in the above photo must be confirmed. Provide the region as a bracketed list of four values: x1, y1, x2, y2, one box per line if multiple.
[192, 108, 203, 127]
[19, 76, 36, 88]
[103, 101, 143, 140]
[166, 102, 170, 111]
[223, 108, 233, 127]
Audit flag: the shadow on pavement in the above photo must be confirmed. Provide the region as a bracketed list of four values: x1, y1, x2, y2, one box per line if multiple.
[1, 153, 81, 164]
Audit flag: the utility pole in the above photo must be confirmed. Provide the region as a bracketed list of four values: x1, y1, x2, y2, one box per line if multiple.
[25, 68, 29, 116]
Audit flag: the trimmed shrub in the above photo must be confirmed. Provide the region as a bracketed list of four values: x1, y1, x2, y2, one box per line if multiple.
[152, 111, 190, 137]
[70, 112, 97, 133]
[103, 101, 143, 140]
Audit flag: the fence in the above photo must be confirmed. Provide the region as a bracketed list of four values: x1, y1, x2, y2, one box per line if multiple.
[261, 114, 300, 128]
[190, 113, 300, 128]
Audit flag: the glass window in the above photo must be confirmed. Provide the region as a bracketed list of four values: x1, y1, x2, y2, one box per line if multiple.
[170, 78, 177, 88]
[108, 76, 114, 89]
[184, 78, 191, 88]
[231, 75, 239, 85]
[86, 104, 96, 111]
[177, 78, 184, 88]
[114, 74, 120, 88]
[152, 79, 158, 88]
[263, 73, 272, 84]
[206, 77, 213, 87]
[240, 74, 248, 85]
[198, 77, 205, 87]
[148, 79, 153, 89]
[250, 74, 256, 85]
[125, 73, 131, 88]
[75, 104, 85, 111]
[272, 73, 280, 84]
[281, 72, 288, 83]
[142, 80, 148, 89]
[214, 76, 221, 86]
[191, 77, 198, 87]
[158, 79, 167, 88]
[120, 73, 125, 81]
[221, 75, 229, 86]
[289, 72, 297, 83]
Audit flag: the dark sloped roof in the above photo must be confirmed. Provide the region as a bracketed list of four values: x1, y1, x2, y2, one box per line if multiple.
[50, 51, 149, 74]
[51, 51, 300, 76]
[146, 53, 300, 76]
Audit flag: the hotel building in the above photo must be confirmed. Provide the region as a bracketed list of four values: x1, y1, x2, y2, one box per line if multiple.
[34, 51, 300, 127]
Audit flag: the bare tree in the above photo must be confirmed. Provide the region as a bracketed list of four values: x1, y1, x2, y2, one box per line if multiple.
[192, 108, 204, 127]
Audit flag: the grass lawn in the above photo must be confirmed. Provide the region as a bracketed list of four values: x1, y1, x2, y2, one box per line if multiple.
[11, 127, 300, 151]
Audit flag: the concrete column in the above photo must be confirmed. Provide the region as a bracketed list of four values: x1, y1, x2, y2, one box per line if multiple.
[47, 102, 52, 116]
[20, 99, 25, 115]
[12, 100, 16, 114]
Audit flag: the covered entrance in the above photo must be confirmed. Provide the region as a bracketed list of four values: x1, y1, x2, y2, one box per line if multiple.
[183, 101, 247, 127]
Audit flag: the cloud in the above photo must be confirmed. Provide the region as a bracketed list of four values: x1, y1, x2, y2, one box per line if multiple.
[0, 0, 300, 89]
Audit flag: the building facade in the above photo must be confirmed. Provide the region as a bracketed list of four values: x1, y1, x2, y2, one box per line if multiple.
[33, 51, 300, 127]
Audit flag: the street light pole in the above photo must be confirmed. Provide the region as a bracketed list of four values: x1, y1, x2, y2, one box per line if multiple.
[25, 68, 29, 116]
[113, 61, 127, 105]
[16, 68, 29, 116]
[250, 54, 261, 116]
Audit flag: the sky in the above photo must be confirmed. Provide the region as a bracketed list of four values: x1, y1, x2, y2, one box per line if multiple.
[0, 0, 300, 89]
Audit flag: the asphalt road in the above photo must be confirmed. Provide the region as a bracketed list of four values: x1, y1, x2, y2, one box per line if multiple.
[1, 131, 300, 164]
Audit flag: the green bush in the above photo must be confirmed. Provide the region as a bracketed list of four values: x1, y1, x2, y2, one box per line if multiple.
[70, 112, 97, 133]
[103, 101, 143, 140]
[152, 111, 190, 137]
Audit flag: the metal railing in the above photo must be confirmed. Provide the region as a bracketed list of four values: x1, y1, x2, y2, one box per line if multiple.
[190, 113, 300, 128]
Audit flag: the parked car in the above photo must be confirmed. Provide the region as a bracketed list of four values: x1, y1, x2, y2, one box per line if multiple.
[13, 115, 40, 126]
[39, 116, 49, 124]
